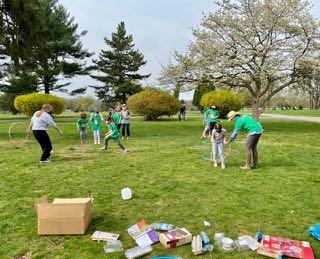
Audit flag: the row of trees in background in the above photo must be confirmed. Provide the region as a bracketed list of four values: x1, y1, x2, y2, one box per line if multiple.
[159, 0, 320, 118]
[0, 1, 148, 113]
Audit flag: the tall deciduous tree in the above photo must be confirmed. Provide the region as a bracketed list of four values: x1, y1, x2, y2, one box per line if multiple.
[160, 0, 320, 119]
[90, 21, 150, 104]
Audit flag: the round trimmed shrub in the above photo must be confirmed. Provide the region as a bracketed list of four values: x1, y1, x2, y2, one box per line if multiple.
[14, 93, 65, 116]
[200, 90, 244, 118]
[127, 89, 180, 120]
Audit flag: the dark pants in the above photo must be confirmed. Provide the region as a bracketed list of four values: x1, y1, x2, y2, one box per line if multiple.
[104, 136, 125, 150]
[116, 124, 121, 130]
[246, 134, 261, 167]
[33, 130, 52, 161]
[121, 123, 130, 137]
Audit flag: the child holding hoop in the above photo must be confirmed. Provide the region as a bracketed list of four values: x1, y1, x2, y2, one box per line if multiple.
[211, 123, 227, 169]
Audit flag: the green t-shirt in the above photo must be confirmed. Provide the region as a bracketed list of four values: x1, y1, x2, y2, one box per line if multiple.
[111, 113, 121, 124]
[77, 118, 88, 130]
[107, 123, 120, 139]
[234, 115, 263, 134]
[204, 109, 220, 123]
[90, 113, 102, 131]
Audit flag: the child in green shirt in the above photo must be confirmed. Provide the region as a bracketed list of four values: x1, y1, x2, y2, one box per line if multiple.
[101, 116, 127, 152]
[111, 110, 122, 130]
[77, 113, 88, 144]
[90, 110, 103, 144]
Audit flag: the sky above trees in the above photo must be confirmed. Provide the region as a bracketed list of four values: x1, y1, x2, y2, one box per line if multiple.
[59, 0, 320, 99]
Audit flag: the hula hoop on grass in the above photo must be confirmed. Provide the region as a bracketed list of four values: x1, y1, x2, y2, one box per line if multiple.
[8, 122, 30, 147]
[201, 144, 239, 162]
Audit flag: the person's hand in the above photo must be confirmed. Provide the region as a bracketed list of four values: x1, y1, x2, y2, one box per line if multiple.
[26, 128, 30, 134]
[224, 140, 229, 145]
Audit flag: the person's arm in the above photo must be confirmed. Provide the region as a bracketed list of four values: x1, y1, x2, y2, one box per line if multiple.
[223, 133, 227, 144]
[44, 113, 62, 133]
[77, 120, 80, 131]
[227, 130, 239, 143]
[211, 131, 215, 143]
[26, 120, 33, 134]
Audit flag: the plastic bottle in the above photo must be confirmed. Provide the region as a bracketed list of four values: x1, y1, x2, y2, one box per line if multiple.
[121, 187, 132, 200]
[200, 231, 211, 245]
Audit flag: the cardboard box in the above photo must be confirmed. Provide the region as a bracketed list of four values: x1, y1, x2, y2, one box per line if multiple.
[35, 196, 93, 235]
[159, 228, 192, 249]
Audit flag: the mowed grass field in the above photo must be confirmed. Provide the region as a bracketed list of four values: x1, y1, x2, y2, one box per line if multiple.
[0, 112, 319, 258]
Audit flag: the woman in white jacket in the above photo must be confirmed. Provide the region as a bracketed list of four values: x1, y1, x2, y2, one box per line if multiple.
[26, 104, 62, 163]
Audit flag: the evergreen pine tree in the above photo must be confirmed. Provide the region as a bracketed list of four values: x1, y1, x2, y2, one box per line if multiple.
[91, 21, 150, 104]
[35, 0, 92, 93]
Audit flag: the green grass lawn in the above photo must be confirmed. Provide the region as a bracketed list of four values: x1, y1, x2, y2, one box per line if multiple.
[0, 114, 319, 258]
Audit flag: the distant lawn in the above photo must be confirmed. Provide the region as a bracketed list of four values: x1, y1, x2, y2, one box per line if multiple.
[0, 115, 319, 258]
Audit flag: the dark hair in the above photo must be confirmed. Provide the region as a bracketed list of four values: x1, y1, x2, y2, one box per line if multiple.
[81, 112, 87, 118]
[106, 116, 112, 122]
[214, 123, 222, 132]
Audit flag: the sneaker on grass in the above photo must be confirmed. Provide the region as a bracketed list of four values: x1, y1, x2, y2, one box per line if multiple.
[39, 160, 51, 163]
[240, 165, 251, 170]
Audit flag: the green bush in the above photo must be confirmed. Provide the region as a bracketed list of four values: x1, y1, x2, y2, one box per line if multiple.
[127, 89, 180, 120]
[200, 90, 244, 118]
[14, 93, 65, 116]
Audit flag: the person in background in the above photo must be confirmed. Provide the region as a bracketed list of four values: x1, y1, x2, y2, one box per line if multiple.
[201, 105, 219, 138]
[111, 107, 122, 130]
[226, 111, 263, 170]
[77, 112, 88, 144]
[120, 104, 131, 139]
[108, 105, 114, 117]
[208, 105, 220, 132]
[101, 116, 127, 152]
[26, 104, 62, 163]
[179, 103, 186, 121]
[90, 109, 103, 144]
[211, 123, 227, 169]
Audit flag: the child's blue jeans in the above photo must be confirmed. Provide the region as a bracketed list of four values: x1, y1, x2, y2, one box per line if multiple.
[212, 141, 225, 165]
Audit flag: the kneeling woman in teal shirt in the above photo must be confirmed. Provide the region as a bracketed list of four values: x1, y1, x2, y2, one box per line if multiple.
[226, 111, 263, 170]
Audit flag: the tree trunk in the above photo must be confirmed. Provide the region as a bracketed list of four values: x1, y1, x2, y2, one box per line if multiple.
[173, 83, 182, 99]
[43, 77, 50, 94]
[251, 95, 265, 120]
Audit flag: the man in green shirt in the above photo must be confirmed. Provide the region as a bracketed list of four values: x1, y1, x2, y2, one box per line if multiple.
[101, 116, 127, 152]
[226, 111, 263, 169]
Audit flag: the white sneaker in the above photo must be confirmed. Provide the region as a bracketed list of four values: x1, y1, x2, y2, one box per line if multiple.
[221, 164, 225, 169]
[121, 137, 124, 140]
[40, 160, 51, 163]
[122, 149, 128, 153]
[101, 147, 107, 150]
[94, 141, 97, 144]
[213, 163, 218, 168]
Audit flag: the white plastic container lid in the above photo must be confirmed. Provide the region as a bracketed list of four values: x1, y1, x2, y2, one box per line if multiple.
[121, 187, 132, 200]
